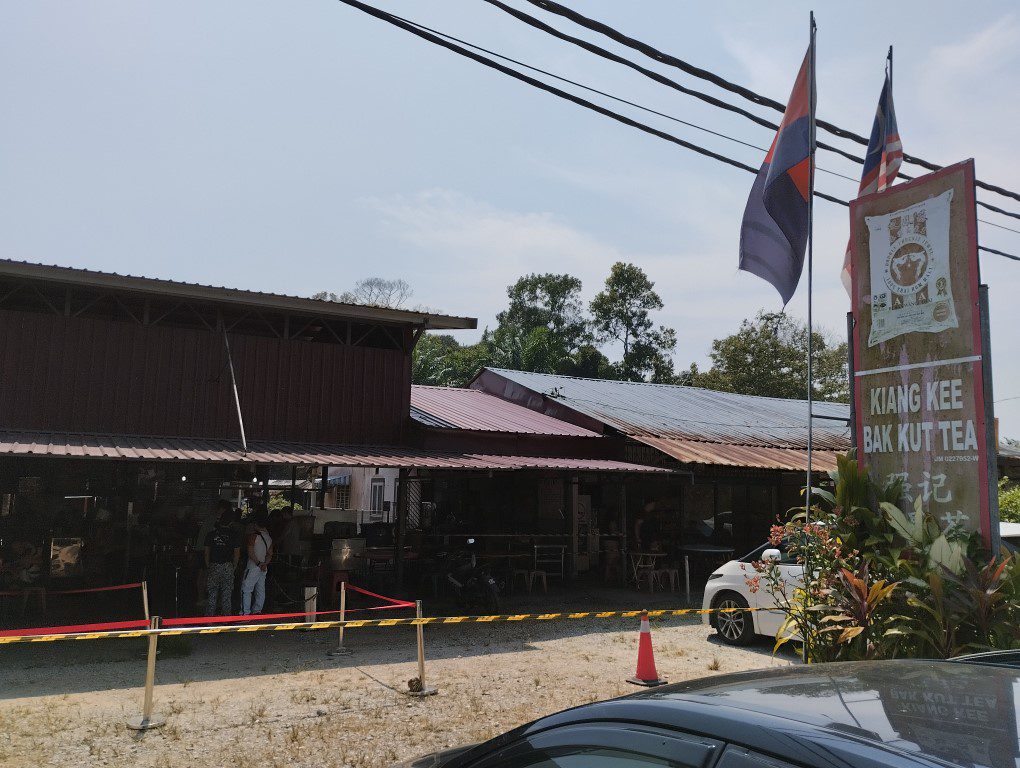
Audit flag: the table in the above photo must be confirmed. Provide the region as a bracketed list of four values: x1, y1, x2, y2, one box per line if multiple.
[678, 544, 735, 604]
[628, 551, 666, 592]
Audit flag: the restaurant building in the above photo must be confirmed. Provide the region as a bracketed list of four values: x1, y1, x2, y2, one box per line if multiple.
[0, 261, 666, 625]
[0, 259, 473, 624]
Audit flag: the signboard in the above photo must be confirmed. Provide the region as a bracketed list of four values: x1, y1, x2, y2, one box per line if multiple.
[850, 160, 997, 544]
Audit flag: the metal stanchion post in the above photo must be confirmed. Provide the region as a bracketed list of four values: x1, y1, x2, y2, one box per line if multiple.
[141, 581, 150, 621]
[126, 616, 165, 730]
[409, 600, 437, 697]
[684, 556, 691, 607]
[327, 581, 351, 657]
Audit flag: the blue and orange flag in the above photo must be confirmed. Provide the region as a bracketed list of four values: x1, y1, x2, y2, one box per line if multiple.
[739, 46, 815, 306]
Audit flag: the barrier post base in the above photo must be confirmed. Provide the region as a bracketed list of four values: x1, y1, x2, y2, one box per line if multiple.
[126, 714, 166, 731]
[626, 676, 667, 687]
[408, 685, 438, 697]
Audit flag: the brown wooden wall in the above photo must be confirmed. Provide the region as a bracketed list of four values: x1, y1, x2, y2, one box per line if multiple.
[0, 309, 409, 444]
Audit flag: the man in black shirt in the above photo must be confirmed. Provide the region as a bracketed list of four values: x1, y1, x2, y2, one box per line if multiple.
[204, 509, 240, 615]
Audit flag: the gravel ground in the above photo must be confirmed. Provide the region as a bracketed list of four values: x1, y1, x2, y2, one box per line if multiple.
[0, 587, 794, 768]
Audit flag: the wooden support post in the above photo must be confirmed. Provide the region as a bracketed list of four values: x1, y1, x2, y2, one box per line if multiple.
[126, 616, 165, 730]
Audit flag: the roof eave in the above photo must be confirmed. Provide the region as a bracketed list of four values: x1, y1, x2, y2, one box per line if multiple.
[0, 260, 478, 331]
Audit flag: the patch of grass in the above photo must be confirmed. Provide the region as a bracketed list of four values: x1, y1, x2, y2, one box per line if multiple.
[707, 656, 721, 671]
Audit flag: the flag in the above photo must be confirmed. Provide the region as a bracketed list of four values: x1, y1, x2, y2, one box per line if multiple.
[840, 69, 902, 294]
[739, 48, 814, 306]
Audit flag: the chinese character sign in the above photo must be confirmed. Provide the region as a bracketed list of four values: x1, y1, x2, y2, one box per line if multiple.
[850, 160, 997, 544]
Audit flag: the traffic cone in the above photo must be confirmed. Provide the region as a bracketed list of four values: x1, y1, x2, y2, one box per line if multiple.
[627, 610, 667, 687]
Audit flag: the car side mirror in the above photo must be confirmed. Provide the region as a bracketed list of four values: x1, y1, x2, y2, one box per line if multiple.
[762, 548, 782, 562]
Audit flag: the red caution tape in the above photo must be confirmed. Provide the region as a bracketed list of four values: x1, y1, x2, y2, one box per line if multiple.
[0, 618, 149, 637]
[343, 583, 413, 606]
[0, 581, 143, 597]
[162, 598, 415, 628]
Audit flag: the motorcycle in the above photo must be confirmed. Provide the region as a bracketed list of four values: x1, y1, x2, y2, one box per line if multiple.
[433, 538, 501, 614]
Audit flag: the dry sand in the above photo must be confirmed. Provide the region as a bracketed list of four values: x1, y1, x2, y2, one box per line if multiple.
[0, 589, 793, 768]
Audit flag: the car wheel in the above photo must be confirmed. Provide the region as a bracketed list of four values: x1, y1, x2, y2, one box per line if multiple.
[714, 593, 755, 646]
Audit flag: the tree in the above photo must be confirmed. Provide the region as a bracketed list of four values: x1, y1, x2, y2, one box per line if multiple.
[589, 262, 677, 381]
[497, 274, 588, 355]
[556, 343, 618, 380]
[681, 311, 848, 401]
[313, 277, 413, 308]
[412, 333, 459, 386]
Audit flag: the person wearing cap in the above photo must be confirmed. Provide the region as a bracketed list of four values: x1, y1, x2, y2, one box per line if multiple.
[240, 507, 273, 615]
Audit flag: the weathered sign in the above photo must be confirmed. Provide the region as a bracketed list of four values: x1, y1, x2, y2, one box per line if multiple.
[850, 160, 997, 544]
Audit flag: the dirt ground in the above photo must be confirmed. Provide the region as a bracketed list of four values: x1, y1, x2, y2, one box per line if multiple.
[0, 588, 794, 768]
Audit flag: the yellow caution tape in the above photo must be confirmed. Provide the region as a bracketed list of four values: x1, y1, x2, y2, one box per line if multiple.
[0, 606, 759, 645]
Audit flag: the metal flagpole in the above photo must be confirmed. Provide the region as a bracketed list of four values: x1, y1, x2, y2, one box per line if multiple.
[803, 11, 817, 666]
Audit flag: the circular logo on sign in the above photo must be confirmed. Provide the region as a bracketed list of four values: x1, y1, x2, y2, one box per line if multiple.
[884, 234, 934, 296]
[932, 302, 950, 322]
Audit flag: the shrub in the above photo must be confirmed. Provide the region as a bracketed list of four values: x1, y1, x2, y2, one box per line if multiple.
[753, 453, 1019, 662]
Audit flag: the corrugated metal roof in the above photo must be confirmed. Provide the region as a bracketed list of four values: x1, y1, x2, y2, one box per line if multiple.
[410, 385, 599, 437]
[477, 368, 851, 451]
[633, 436, 841, 472]
[0, 259, 476, 330]
[0, 431, 667, 473]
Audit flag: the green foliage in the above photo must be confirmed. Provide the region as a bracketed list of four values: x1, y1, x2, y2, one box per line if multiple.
[680, 311, 848, 401]
[268, 494, 302, 512]
[589, 262, 677, 382]
[497, 273, 588, 357]
[753, 455, 1018, 663]
[999, 477, 1020, 523]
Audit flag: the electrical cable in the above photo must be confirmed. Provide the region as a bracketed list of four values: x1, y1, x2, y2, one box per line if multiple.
[523, 0, 1020, 207]
[482, 0, 870, 170]
[335, 0, 1020, 262]
[484, 1, 1020, 225]
[401, 9, 856, 183]
[491, 0, 1020, 224]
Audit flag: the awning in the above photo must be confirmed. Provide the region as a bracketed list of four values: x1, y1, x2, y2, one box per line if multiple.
[632, 435, 840, 472]
[0, 430, 669, 474]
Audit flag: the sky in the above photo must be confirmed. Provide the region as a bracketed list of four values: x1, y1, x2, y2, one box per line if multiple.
[1, 1, 1018, 436]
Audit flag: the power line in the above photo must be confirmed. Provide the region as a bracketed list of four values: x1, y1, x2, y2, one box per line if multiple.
[334, 0, 1019, 263]
[482, 1, 870, 173]
[523, 0, 1020, 208]
[490, 0, 1020, 225]
[398, 11, 857, 183]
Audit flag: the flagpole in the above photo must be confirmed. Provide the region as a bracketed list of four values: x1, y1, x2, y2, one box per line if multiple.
[803, 10, 817, 666]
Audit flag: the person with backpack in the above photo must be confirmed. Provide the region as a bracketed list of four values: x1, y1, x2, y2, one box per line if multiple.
[203, 508, 240, 615]
[240, 508, 273, 615]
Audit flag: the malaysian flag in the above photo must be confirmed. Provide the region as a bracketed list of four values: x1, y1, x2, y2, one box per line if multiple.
[841, 69, 903, 294]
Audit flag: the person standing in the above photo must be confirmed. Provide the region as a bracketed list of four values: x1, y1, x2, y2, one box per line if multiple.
[240, 509, 273, 615]
[204, 509, 240, 615]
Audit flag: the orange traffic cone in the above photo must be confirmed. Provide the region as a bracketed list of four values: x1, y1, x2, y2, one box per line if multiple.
[627, 610, 667, 687]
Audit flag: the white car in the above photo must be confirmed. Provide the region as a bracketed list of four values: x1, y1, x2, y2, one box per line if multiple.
[704, 521, 1020, 645]
[1001, 521, 1020, 552]
[702, 541, 802, 646]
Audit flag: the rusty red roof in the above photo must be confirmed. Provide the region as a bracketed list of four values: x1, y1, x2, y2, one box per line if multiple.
[632, 435, 841, 472]
[0, 431, 667, 473]
[410, 385, 599, 437]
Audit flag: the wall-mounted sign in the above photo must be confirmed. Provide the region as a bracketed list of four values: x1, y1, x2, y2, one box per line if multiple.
[850, 160, 998, 545]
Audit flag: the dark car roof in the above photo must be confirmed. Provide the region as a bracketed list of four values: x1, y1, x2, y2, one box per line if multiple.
[457, 660, 1019, 768]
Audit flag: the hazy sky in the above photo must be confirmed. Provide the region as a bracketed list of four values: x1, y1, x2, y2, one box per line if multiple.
[2, 1, 1018, 435]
